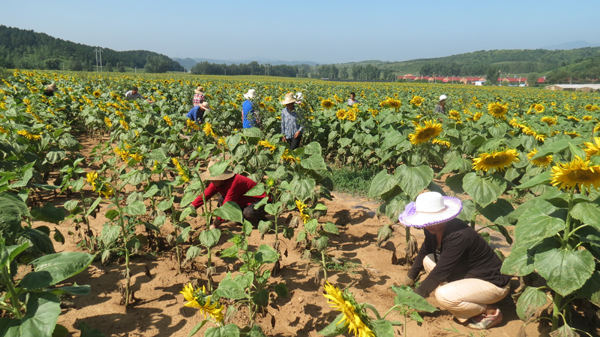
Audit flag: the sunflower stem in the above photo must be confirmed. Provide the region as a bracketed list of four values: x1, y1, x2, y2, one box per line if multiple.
[551, 293, 563, 331]
[562, 191, 574, 249]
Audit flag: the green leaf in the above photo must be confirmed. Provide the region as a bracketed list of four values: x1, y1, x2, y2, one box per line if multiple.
[323, 222, 339, 235]
[391, 285, 438, 312]
[188, 320, 208, 337]
[208, 160, 230, 178]
[274, 283, 288, 298]
[462, 172, 506, 207]
[396, 165, 434, 200]
[179, 206, 194, 221]
[205, 324, 240, 337]
[52, 324, 69, 337]
[213, 202, 243, 223]
[368, 170, 398, 198]
[305, 219, 318, 235]
[185, 246, 202, 262]
[252, 288, 269, 306]
[50, 283, 91, 296]
[381, 130, 404, 151]
[85, 197, 102, 217]
[30, 203, 65, 224]
[30, 252, 95, 286]
[216, 279, 247, 300]
[180, 192, 197, 208]
[143, 184, 159, 198]
[301, 154, 327, 171]
[501, 245, 535, 276]
[477, 198, 514, 223]
[104, 209, 119, 220]
[1, 242, 30, 270]
[20, 270, 53, 290]
[514, 215, 565, 248]
[317, 314, 347, 336]
[157, 197, 174, 211]
[0, 293, 62, 337]
[244, 184, 265, 197]
[0, 192, 31, 242]
[516, 171, 552, 190]
[531, 138, 584, 160]
[439, 157, 472, 175]
[516, 287, 548, 321]
[77, 321, 105, 337]
[255, 244, 278, 264]
[18, 228, 55, 254]
[371, 319, 395, 337]
[535, 248, 595, 296]
[101, 225, 121, 247]
[571, 202, 600, 231]
[199, 229, 221, 248]
[123, 200, 146, 216]
[549, 322, 578, 337]
[576, 271, 600, 307]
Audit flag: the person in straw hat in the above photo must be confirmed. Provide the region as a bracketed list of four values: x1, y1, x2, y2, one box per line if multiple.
[186, 101, 210, 126]
[43, 83, 57, 97]
[191, 161, 269, 229]
[193, 86, 205, 107]
[280, 92, 305, 150]
[399, 191, 510, 330]
[434, 94, 447, 114]
[242, 89, 259, 129]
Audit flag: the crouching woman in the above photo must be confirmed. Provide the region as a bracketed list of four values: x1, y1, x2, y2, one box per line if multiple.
[399, 192, 511, 330]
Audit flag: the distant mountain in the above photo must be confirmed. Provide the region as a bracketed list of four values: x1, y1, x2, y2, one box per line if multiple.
[0, 25, 184, 73]
[173, 57, 317, 71]
[542, 41, 600, 50]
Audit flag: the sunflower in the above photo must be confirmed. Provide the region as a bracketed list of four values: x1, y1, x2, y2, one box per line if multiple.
[163, 115, 173, 126]
[258, 140, 276, 152]
[334, 94, 344, 103]
[583, 115, 593, 121]
[281, 149, 300, 163]
[203, 122, 217, 138]
[93, 90, 101, 98]
[386, 98, 402, 109]
[295, 200, 310, 224]
[408, 120, 443, 145]
[129, 153, 143, 162]
[323, 282, 374, 337]
[321, 99, 334, 109]
[410, 95, 424, 106]
[180, 283, 224, 322]
[448, 110, 460, 120]
[432, 138, 451, 147]
[487, 103, 508, 119]
[473, 112, 483, 121]
[347, 108, 358, 122]
[551, 156, 600, 191]
[119, 119, 129, 130]
[336, 109, 347, 120]
[86, 171, 98, 190]
[541, 116, 557, 126]
[472, 149, 519, 173]
[369, 109, 379, 118]
[584, 137, 600, 159]
[585, 104, 594, 111]
[527, 149, 553, 168]
[534, 104, 545, 113]
[564, 131, 580, 138]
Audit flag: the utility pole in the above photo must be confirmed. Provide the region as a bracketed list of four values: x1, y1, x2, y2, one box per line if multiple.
[99, 48, 103, 72]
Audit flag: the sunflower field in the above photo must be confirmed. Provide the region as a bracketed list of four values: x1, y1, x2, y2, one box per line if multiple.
[1, 68, 600, 336]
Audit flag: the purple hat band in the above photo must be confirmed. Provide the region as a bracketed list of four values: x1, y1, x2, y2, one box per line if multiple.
[398, 196, 463, 228]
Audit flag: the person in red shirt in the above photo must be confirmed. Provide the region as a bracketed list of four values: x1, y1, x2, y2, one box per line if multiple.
[191, 168, 268, 229]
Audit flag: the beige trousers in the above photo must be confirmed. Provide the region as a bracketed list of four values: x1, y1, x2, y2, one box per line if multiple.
[423, 254, 510, 322]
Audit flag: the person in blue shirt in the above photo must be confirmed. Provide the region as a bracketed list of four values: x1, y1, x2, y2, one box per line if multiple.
[187, 101, 210, 125]
[242, 89, 258, 128]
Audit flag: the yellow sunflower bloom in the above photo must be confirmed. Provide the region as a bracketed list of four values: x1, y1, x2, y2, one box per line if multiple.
[321, 99, 334, 109]
[295, 200, 310, 224]
[410, 95, 424, 106]
[258, 140, 276, 152]
[472, 149, 519, 173]
[432, 139, 450, 148]
[180, 283, 224, 322]
[336, 109, 348, 120]
[163, 115, 173, 126]
[203, 122, 217, 138]
[584, 137, 600, 159]
[541, 116, 557, 126]
[323, 282, 374, 337]
[93, 90, 101, 98]
[551, 157, 600, 191]
[487, 102, 508, 119]
[527, 149, 553, 168]
[86, 171, 98, 190]
[408, 120, 443, 145]
[585, 104, 594, 111]
[104, 117, 112, 127]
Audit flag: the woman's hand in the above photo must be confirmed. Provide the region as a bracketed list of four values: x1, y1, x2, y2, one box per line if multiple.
[294, 131, 301, 138]
[282, 136, 287, 142]
[403, 275, 415, 286]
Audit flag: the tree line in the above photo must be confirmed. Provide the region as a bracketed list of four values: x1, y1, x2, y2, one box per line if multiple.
[0, 25, 184, 73]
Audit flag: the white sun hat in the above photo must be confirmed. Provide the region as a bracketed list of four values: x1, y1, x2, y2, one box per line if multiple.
[294, 92, 304, 102]
[243, 89, 256, 99]
[399, 192, 462, 228]
[439, 94, 447, 102]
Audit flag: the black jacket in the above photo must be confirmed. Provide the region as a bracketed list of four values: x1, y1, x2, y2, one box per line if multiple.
[408, 218, 510, 297]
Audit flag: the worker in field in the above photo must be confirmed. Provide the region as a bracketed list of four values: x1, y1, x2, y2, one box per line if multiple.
[347, 92, 360, 106]
[280, 92, 304, 150]
[400, 192, 510, 330]
[192, 86, 205, 106]
[124, 86, 153, 103]
[434, 94, 447, 114]
[186, 101, 210, 125]
[43, 83, 57, 97]
[242, 89, 260, 128]
[191, 161, 269, 229]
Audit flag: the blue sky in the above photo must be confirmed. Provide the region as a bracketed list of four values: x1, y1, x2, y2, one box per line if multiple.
[2, 0, 599, 64]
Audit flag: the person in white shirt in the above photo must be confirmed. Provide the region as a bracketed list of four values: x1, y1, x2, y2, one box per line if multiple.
[125, 86, 153, 103]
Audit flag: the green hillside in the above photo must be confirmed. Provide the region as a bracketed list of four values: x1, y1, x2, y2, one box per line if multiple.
[0, 25, 184, 73]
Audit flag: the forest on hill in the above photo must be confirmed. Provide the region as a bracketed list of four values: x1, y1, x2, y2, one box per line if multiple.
[0, 25, 184, 73]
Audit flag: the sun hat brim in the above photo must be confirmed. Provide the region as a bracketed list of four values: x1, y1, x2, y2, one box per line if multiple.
[200, 170, 235, 181]
[243, 93, 255, 99]
[280, 98, 296, 105]
[398, 196, 462, 228]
